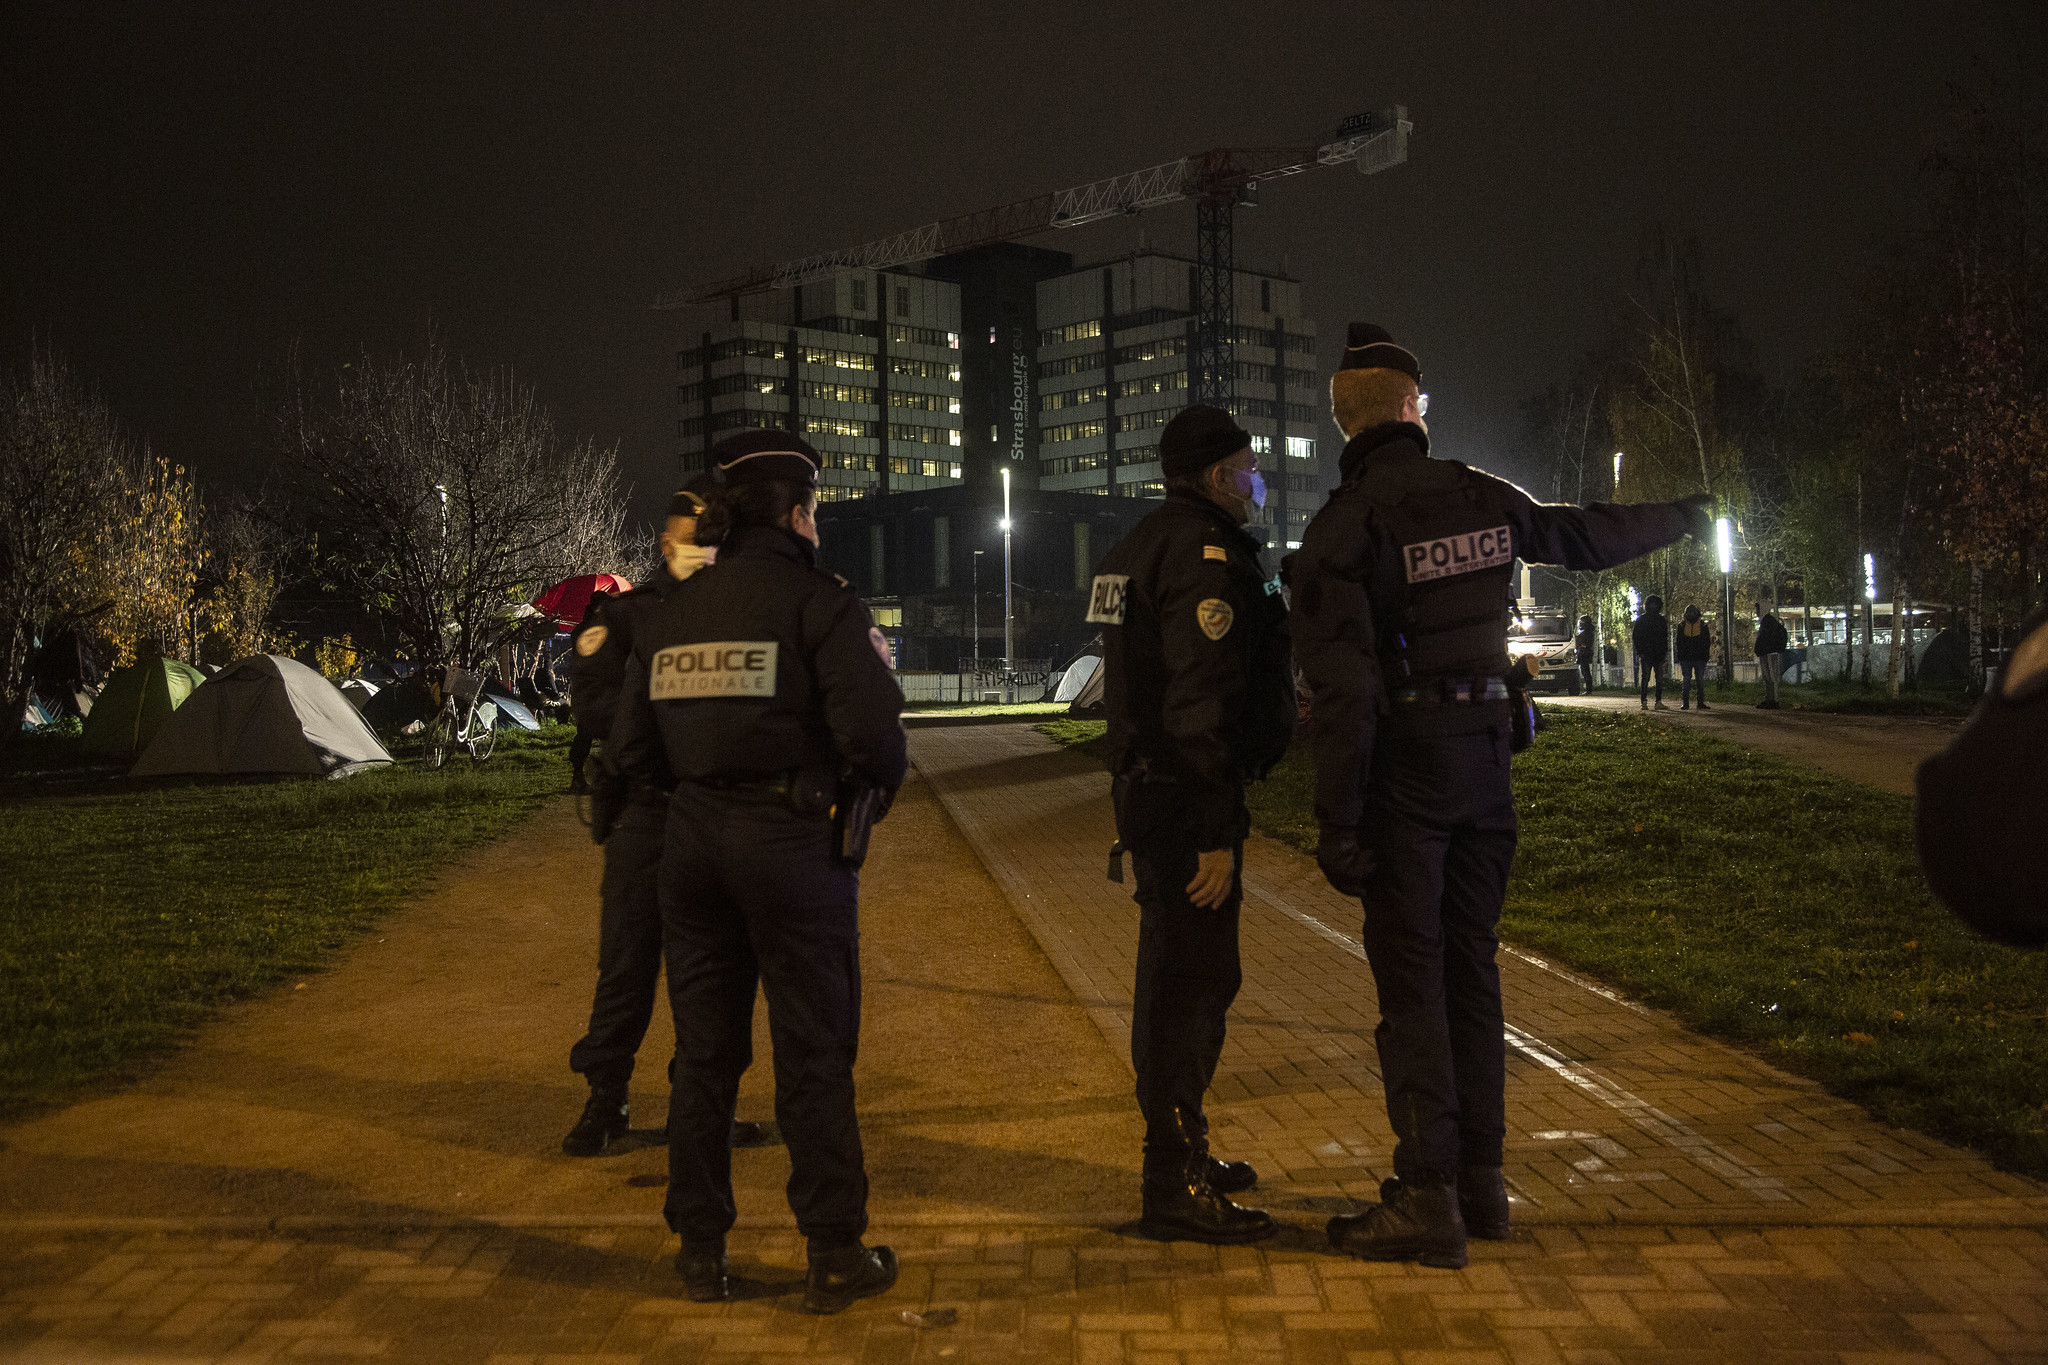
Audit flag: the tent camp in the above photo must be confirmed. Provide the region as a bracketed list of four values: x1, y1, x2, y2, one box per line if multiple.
[338, 677, 379, 711]
[531, 573, 631, 629]
[81, 658, 208, 757]
[131, 655, 393, 779]
[1065, 656, 1106, 714]
[479, 680, 539, 731]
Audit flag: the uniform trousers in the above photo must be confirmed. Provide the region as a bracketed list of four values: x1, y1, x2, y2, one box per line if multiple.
[1356, 727, 1517, 1186]
[1119, 776, 1246, 1166]
[660, 782, 868, 1247]
[567, 798, 667, 1092]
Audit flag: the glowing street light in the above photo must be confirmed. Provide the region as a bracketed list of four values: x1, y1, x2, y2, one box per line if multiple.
[1715, 517, 1734, 575]
[1000, 465, 1015, 693]
[1864, 552, 1878, 602]
[1715, 515, 1735, 691]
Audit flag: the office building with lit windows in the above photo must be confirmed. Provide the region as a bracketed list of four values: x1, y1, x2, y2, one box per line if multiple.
[672, 244, 1329, 675]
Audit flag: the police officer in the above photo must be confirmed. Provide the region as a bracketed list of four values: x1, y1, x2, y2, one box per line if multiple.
[610, 430, 907, 1312]
[1290, 325, 1709, 1267]
[561, 481, 774, 1155]
[1092, 403, 1296, 1244]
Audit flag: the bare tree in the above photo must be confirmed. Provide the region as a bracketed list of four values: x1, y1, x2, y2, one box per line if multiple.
[285, 342, 633, 676]
[0, 350, 125, 748]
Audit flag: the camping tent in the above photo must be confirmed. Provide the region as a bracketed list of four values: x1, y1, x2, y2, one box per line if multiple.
[1066, 656, 1106, 714]
[131, 654, 393, 778]
[81, 658, 208, 757]
[531, 573, 632, 629]
[479, 680, 539, 731]
[338, 677, 379, 711]
[1053, 653, 1101, 704]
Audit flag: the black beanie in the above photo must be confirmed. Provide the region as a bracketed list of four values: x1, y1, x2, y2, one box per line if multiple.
[712, 429, 821, 489]
[1338, 322, 1422, 382]
[1159, 404, 1252, 478]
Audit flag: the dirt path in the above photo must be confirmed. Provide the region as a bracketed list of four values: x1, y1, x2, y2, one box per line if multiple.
[0, 771, 1137, 1227]
[1544, 694, 1963, 795]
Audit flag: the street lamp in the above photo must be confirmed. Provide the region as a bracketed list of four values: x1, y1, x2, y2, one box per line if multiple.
[970, 549, 984, 685]
[1000, 466, 1015, 700]
[1612, 451, 1623, 495]
[1716, 516, 1735, 691]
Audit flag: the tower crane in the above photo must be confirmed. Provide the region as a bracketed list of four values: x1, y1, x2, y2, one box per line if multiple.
[654, 107, 1411, 404]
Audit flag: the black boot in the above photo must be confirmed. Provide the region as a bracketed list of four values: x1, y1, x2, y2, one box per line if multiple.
[674, 1239, 729, 1302]
[1139, 1108, 1276, 1245]
[1458, 1166, 1512, 1241]
[802, 1242, 898, 1315]
[561, 1088, 629, 1157]
[1328, 1177, 1467, 1268]
[1205, 1156, 1258, 1195]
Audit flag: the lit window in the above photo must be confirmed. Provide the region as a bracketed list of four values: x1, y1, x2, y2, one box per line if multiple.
[948, 429, 961, 446]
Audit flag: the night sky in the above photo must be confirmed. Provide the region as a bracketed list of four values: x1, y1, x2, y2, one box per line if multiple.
[5, 2, 2042, 526]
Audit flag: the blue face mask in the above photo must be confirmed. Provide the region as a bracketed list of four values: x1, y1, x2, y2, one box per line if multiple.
[1233, 467, 1267, 510]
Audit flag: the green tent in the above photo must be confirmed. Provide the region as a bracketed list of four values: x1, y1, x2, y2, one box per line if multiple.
[80, 658, 208, 758]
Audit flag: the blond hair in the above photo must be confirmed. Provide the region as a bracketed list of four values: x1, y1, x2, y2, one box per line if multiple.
[1330, 367, 1419, 437]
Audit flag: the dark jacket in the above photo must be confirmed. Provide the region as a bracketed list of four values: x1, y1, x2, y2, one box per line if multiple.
[610, 525, 907, 795]
[1574, 623, 1596, 661]
[1289, 422, 1694, 836]
[1755, 613, 1789, 658]
[1673, 618, 1712, 663]
[1632, 612, 1670, 662]
[1096, 488, 1295, 851]
[569, 567, 679, 745]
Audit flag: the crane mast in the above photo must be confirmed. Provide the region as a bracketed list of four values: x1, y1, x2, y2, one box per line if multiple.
[655, 107, 1410, 403]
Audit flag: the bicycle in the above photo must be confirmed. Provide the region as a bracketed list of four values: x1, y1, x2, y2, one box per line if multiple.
[422, 666, 499, 768]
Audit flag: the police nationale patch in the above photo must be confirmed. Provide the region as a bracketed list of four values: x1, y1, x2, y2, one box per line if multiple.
[1197, 598, 1234, 640]
[574, 624, 608, 657]
[1203, 544, 1227, 562]
[1403, 525, 1513, 584]
[648, 641, 778, 699]
[1085, 573, 1129, 625]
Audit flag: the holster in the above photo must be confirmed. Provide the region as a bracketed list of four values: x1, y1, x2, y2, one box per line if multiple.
[830, 776, 892, 868]
[1506, 667, 1540, 754]
[589, 764, 626, 844]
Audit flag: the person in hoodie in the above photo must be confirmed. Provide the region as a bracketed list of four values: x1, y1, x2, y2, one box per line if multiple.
[1573, 614, 1597, 693]
[1632, 595, 1671, 710]
[1673, 604, 1713, 710]
[560, 479, 764, 1157]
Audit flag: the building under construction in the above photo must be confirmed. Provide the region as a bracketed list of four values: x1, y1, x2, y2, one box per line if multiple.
[671, 245, 1327, 674]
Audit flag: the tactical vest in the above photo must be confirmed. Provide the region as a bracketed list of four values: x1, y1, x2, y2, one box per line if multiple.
[1360, 464, 1517, 692]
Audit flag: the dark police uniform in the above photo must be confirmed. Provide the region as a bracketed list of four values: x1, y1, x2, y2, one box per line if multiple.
[609, 433, 906, 1310]
[1291, 324, 1704, 1265]
[1917, 606, 2048, 948]
[1093, 404, 1295, 1242]
[561, 568, 684, 1148]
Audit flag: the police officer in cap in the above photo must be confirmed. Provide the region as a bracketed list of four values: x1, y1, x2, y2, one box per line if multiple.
[610, 429, 907, 1312]
[1290, 325, 1709, 1267]
[1091, 403, 1295, 1243]
[560, 479, 768, 1156]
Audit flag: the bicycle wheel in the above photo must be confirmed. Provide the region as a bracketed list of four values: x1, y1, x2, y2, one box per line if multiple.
[466, 716, 497, 764]
[423, 710, 455, 770]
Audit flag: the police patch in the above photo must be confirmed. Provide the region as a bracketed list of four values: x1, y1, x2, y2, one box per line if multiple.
[574, 624, 608, 657]
[1085, 573, 1129, 625]
[1403, 525, 1513, 584]
[1197, 598, 1234, 640]
[648, 641, 778, 699]
[1203, 544, 1227, 562]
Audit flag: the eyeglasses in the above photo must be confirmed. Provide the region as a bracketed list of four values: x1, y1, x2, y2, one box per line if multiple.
[1417, 393, 1430, 417]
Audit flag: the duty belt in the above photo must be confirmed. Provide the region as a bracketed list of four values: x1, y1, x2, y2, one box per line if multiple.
[686, 771, 794, 798]
[1390, 676, 1512, 707]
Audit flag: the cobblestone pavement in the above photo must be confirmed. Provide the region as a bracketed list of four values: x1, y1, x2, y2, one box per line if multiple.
[1542, 696, 1960, 796]
[5, 722, 2045, 1363]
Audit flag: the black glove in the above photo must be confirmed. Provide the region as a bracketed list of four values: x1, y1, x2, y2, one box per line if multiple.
[1316, 831, 1374, 898]
[1676, 493, 1714, 542]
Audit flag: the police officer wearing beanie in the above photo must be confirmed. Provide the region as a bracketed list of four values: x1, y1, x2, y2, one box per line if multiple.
[1290, 325, 1710, 1267]
[609, 430, 907, 1312]
[1090, 403, 1295, 1244]
[560, 479, 769, 1156]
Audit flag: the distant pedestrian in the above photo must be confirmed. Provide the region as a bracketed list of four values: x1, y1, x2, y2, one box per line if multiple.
[1632, 595, 1671, 710]
[1574, 614, 1596, 693]
[1674, 604, 1712, 710]
[1755, 600, 1789, 709]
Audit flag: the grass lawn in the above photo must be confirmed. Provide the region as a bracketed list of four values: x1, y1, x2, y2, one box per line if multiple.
[1041, 710, 2048, 1178]
[905, 701, 1071, 717]
[1580, 677, 1971, 716]
[0, 724, 572, 1119]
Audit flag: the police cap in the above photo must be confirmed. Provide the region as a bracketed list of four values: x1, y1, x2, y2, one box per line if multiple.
[1338, 322, 1422, 382]
[1160, 404, 1253, 478]
[712, 429, 821, 490]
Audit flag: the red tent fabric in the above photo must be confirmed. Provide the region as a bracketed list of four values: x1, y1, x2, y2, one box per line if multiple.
[531, 573, 632, 628]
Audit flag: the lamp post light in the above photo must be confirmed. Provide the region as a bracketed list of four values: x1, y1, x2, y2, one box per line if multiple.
[971, 549, 984, 686]
[1612, 451, 1623, 495]
[1716, 515, 1735, 692]
[1000, 466, 1015, 702]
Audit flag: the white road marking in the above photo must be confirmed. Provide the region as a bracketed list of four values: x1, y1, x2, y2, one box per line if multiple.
[1242, 878, 1792, 1203]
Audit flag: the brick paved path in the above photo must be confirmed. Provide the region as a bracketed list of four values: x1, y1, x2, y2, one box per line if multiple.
[909, 723, 2043, 1230]
[5, 723, 2046, 1363]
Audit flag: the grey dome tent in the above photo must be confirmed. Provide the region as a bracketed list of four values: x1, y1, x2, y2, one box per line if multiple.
[1065, 655, 1106, 714]
[131, 654, 393, 779]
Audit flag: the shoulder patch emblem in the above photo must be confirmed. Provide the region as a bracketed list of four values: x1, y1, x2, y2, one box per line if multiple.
[574, 624, 609, 657]
[1197, 598, 1234, 641]
[868, 626, 893, 666]
[1085, 573, 1129, 625]
[1203, 544, 1227, 562]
